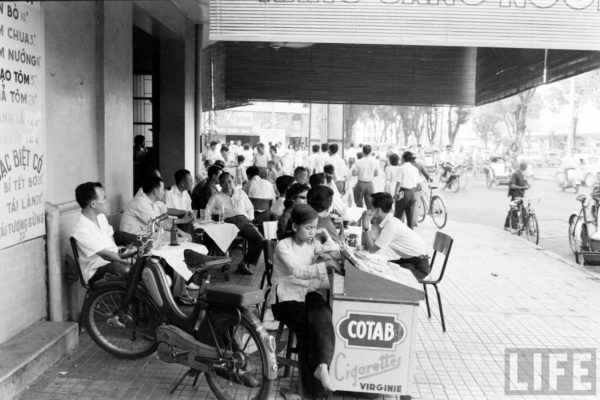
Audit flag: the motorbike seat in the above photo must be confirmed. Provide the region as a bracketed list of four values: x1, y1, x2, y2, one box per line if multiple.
[576, 194, 587, 202]
[184, 249, 231, 271]
[206, 283, 264, 307]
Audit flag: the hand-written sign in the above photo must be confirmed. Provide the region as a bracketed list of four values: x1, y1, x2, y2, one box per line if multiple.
[0, 2, 45, 249]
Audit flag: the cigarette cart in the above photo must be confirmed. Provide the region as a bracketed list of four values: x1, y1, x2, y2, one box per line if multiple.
[329, 263, 424, 398]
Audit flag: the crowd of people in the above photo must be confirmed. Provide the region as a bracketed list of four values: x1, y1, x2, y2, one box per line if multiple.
[71, 139, 439, 398]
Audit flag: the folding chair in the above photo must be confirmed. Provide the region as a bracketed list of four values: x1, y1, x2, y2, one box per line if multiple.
[420, 231, 454, 332]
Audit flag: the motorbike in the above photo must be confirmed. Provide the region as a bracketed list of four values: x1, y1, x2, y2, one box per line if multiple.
[439, 162, 462, 193]
[80, 215, 277, 400]
[556, 167, 581, 193]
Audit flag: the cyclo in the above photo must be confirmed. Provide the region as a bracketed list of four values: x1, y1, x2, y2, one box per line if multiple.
[79, 214, 277, 400]
[568, 186, 600, 265]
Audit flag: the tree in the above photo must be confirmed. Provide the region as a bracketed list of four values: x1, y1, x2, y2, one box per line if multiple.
[495, 88, 536, 151]
[398, 106, 426, 145]
[343, 104, 371, 147]
[544, 70, 600, 148]
[372, 105, 397, 143]
[472, 104, 502, 150]
[425, 107, 440, 147]
[446, 106, 471, 146]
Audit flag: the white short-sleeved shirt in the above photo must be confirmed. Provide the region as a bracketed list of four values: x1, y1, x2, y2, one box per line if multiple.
[329, 154, 348, 181]
[247, 176, 276, 200]
[385, 165, 402, 195]
[206, 190, 254, 220]
[355, 155, 379, 181]
[307, 153, 324, 174]
[397, 162, 421, 190]
[165, 186, 192, 211]
[372, 213, 427, 260]
[120, 191, 166, 235]
[71, 213, 119, 283]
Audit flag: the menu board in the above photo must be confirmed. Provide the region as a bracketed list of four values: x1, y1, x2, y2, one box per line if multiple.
[0, 2, 46, 249]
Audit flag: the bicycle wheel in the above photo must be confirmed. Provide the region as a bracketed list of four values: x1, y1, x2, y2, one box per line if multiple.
[508, 209, 519, 234]
[460, 173, 468, 190]
[525, 214, 539, 245]
[82, 284, 161, 359]
[448, 177, 459, 193]
[205, 308, 272, 400]
[430, 195, 447, 228]
[568, 214, 578, 253]
[417, 195, 427, 223]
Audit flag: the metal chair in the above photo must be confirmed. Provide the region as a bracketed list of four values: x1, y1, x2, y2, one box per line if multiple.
[69, 237, 91, 290]
[420, 231, 454, 332]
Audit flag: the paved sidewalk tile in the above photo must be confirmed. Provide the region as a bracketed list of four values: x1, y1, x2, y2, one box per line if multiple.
[18, 220, 600, 400]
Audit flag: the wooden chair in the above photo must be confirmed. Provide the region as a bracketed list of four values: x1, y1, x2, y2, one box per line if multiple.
[420, 231, 454, 332]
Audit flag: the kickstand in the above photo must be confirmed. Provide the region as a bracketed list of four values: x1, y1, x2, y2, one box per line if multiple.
[170, 368, 202, 394]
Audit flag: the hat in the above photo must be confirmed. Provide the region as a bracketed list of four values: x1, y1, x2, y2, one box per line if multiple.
[402, 151, 416, 162]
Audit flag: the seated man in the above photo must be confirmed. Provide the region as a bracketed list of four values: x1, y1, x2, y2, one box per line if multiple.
[71, 182, 131, 285]
[307, 185, 339, 242]
[165, 168, 194, 215]
[120, 176, 192, 303]
[244, 165, 276, 200]
[206, 172, 265, 275]
[191, 165, 222, 211]
[360, 192, 431, 280]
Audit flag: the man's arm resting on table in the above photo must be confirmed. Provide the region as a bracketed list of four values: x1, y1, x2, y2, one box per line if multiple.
[361, 228, 380, 253]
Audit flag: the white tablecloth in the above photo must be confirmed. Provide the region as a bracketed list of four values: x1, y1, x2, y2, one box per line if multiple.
[347, 206, 365, 223]
[193, 221, 240, 253]
[153, 242, 207, 281]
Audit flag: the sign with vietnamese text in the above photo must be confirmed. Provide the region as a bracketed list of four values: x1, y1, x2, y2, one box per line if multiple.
[211, 0, 600, 51]
[0, 2, 46, 249]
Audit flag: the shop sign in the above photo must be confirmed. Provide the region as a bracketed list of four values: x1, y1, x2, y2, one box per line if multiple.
[337, 312, 405, 350]
[0, 2, 46, 250]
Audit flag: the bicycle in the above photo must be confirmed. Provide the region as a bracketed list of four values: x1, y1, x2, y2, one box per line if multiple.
[568, 193, 598, 264]
[507, 197, 539, 245]
[417, 184, 447, 228]
[80, 215, 277, 399]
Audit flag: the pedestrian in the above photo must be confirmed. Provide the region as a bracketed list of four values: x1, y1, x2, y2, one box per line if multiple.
[351, 144, 379, 208]
[393, 151, 421, 229]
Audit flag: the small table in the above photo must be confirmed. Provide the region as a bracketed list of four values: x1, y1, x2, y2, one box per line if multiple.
[192, 220, 240, 254]
[153, 241, 208, 281]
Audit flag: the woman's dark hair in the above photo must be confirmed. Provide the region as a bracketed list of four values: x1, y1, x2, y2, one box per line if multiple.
[283, 183, 310, 209]
[208, 165, 223, 180]
[389, 153, 400, 166]
[307, 185, 334, 212]
[371, 192, 394, 213]
[290, 204, 319, 227]
[275, 175, 295, 196]
[220, 145, 229, 153]
[134, 135, 145, 146]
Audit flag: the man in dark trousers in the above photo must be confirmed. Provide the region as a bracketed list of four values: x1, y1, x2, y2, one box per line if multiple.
[504, 161, 530, 230]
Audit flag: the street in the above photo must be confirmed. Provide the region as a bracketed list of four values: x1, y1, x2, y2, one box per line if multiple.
[431, 168, 586, 265]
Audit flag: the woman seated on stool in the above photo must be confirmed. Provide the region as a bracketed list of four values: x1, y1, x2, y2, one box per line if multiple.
[269, 204, 343, 399]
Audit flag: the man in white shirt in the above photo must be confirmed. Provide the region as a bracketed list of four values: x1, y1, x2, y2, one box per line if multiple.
[346, 142, 357, 170]
[120, 176, 168, 235]
[253, 143, 270, 178]
[165, 169, 193, 213]
[243, 166, 276, 200]
[71, 182, 130, 284]
[351, 144, 379, 208]
[361, 192, 430, 280]
[307, 144, 323, 174]
[394, 151, 422, 229]
[319, 143, 331, 172]
[240, 143, 254, 167]
[328, 143, 348, 194]
[206, 172, 264, 275]
[121, 176, 192, 302]
[203, 141, 220, 165]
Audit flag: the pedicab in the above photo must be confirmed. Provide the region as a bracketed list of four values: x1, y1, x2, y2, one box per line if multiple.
[482, 156, 512, 189]
[568, 185, 600, 265]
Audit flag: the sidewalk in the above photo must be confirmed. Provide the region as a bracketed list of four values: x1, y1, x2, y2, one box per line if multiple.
[18, 220, 600, 400]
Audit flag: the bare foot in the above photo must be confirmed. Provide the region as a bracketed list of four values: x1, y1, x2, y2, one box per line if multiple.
[313, 363, 334, 391]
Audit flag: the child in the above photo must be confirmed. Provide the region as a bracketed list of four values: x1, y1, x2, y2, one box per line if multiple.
[270, 204, 342, 397]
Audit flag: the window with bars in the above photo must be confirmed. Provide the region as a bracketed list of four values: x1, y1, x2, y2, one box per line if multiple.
[133, 74, 153, 147]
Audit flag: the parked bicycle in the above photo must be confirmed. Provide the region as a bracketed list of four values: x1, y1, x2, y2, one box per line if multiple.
[507, 197, 539, 245]
[417, 184, 447, 228]
[80, 215, 277, 400]
[568, 193, 599, 264]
